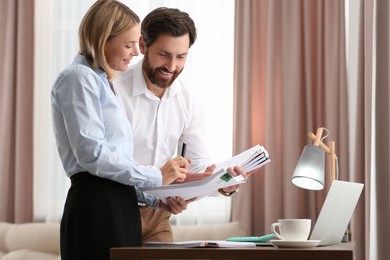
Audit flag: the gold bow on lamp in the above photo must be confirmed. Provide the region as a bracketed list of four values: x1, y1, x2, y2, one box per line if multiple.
[291, 127, 338, 190]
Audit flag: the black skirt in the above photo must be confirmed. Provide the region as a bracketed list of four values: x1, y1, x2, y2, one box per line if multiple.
[60, 172, 141, 260]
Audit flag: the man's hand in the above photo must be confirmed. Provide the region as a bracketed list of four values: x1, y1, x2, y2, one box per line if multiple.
[220, 166, 247, 194]
[159, 197, 197, 215]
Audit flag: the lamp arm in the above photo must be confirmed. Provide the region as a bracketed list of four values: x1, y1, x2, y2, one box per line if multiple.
[329, 141, 336, 181]
[308, 131, 331, 153]
[313, 128, 324, 146]
[308, 131, 338, 183]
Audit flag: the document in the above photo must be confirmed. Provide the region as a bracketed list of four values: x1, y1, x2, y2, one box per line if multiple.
[140, 145, 271, 203]
[143, 240, 257, 248]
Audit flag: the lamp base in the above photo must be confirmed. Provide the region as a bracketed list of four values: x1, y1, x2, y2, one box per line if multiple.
[341, 229, 349, 242]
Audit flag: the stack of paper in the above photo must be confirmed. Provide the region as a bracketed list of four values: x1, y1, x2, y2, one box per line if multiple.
[140, 145, 271, 203]
[214, 144, 270, 173]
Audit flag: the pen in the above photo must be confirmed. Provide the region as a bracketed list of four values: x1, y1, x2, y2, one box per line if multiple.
[181, 142, 187, 157]
[205, 242, 219, 248]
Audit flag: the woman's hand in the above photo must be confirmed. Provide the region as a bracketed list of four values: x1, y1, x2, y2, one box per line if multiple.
[171, 163, 216, 184]
[160, 156, 189, 185]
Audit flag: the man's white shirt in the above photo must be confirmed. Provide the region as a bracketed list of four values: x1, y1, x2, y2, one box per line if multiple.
[114, 59, 212, 173]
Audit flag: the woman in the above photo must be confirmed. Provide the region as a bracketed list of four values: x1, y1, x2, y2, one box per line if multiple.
[51, 1, 188, 259]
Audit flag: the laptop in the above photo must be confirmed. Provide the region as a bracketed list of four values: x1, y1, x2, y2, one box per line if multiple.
[309, 180, 364, 246]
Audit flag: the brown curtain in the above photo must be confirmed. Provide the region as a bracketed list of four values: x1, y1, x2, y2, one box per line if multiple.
[352, 1, 373, 259]
[232, 0, 349, 252]
[355, 0, 390, 259]
[233, 0, 390, 259]
[373, 0, 390, 256]
[0, 0, 34, 223]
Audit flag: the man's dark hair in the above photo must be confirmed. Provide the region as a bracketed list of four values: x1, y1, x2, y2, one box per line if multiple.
[141, 7, 197, 47]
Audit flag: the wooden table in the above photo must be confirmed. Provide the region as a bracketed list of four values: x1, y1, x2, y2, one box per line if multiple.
[110, 242, 355, 260]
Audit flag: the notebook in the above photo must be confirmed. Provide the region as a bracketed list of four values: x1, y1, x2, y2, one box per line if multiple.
[309, 180, 364, 246]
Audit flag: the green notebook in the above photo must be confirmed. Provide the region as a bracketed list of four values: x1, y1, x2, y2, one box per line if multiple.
[226, 234, 275, 243]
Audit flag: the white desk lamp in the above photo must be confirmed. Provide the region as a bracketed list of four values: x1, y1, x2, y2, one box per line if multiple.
[291, 129, 351, 242]
[291, 127, 338, 190]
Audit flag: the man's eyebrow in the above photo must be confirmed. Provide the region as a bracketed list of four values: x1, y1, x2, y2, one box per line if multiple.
[157, 49, 188, 56]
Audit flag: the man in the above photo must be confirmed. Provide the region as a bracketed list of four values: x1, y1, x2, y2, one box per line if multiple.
[114, 7, 243, 243]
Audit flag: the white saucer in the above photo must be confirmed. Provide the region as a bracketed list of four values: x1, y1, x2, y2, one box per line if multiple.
[270, 239, 321, 248]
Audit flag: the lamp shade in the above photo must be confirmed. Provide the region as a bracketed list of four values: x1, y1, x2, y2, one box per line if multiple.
[291, 145, 325, 190]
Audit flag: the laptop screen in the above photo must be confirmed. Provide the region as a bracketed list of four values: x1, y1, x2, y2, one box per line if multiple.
[309, 180, 364, 246]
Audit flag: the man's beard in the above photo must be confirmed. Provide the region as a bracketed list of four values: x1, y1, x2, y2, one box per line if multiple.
[142, 51, 183, 89]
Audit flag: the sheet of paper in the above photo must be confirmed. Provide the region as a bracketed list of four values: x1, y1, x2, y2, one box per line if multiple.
[143, 240, 257, 248]
[140, 144, 271, 203]
[214, 144, 263, 172]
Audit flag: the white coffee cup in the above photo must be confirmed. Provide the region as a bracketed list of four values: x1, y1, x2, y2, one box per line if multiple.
[271, 219, 311, 241]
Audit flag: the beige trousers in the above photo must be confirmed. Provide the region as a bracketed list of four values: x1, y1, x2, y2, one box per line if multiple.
[140, 206, 173, 242]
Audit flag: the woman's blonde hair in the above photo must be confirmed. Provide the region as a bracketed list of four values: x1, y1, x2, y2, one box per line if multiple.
[78, 0, 140, 80]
